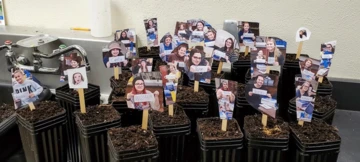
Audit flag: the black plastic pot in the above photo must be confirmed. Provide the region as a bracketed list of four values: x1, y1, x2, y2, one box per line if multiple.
[17, 109, 67, 162]
[149, 108, 191, 162]
[75, 111, 121, 162]
[0, 114, 22, 161]
[138, 46, 161, 58]
[232, 55, 251, 84]
[197, 118, 244, 162]
[187, 72, 225, 94]
[56, 83, 100, 162]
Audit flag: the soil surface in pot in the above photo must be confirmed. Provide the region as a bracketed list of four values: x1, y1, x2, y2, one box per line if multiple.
[150, 104, 189, 127]
[153, 58, 168, 71]
[75, 105, 121, 126]
[211, 71, 223, 79]
[198, 118, 243, 140]
[290, 119, 340, 144]
[285, 54, 299, 62]
[111, 95, 126, 102]
[237, 83, 246, 97]
[16, 101, 64, 123]
[0, 103, 15, 123]
[177, 85, 209, 103]
[319, 77, 330, 86]
[66, 88, 93, 97]
[244, 114, 289, 139]
[314, 96, 336, 113]
[111, 71, 132, 95]
[109, 126, 157, 152]
[237, 52, 251, 60]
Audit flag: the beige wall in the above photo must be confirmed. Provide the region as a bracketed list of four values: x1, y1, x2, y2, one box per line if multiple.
[3, 0, 359, 80]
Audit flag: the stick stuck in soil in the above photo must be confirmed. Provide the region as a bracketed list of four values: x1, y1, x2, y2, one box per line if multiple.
[29, 102, 35, 111]
[262, 114, 268, 127]
[217, 62, 223, 74]
[318, 76, 323, 83]
[194, 81, 199, 92]
[296, 41, 303, 59]
[78, 88, 86, 113]
[168, 104, 174, 116]
[114, 67, 120, 80]
[142, 109, 149, 130]
[298, 120, 304, 126]
[221, 119, 227, 131]
[265, 66, 270, 73]
[244, 46, 249, 56]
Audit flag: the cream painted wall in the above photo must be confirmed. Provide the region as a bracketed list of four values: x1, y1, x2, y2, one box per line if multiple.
[2, 0, 359, 80]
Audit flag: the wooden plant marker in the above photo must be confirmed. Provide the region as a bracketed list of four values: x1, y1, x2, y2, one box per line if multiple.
[221, 119, 227, 131]
[142, 109, 149, 130]
[78, 88, 86, 113]
[244, 46, 250, 56]
[298, 120, 304, 126]
[169, 105, 174, 116]
[296, 41, 303, 59]
[265, 66, 271, 74]
[114, 67, 120, 80]
[318, 77, 324, 83]
[261, 114, 268, 127]
[217, 62, 223, 74]
[194, 81, 199, 92]
[29, 102, 35, 111]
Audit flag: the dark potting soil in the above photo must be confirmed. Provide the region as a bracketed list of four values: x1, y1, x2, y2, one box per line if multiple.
[198, 118, 243, 140]
[111, 71, 132, 95]
[244, 114, 289, 139]
[109, 126, 157, 152]
[153, 58, 168, 71]
[177, 85, 209, 103]
[269, 70, 280, 75]
[211, 71, 223, 79]
[68, 88, 92, 97]
[237, 83, 246, 97]
[319, 77, 330, 85]
[0, 103, 15, 123]
[285, 54, 299, 62]
[75, 105, 121, 126]
[16, 101, 65, 123]
[150, 104, 189, 127]
[237, 52, 251, 60]
[290, 119, 340, 144]
[314, 96, 336, 113]
[111, 95, 126, 102]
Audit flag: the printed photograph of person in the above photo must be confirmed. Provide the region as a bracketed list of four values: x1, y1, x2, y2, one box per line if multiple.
[67, 67, 88, 89]
[237, 21, 259, 47]
[184, 48, 211, 83]
[103, 41, 128, 69]
[125, 76, 164, 112]
[187, 19, 213, 43]
[159, 33, 178, 62]
[245, 74, 279, 118]
[114, 29, 137, 58]
[296, 100, 314, 122]
[319, 41, 337, 70]
[130, 58, 153, 75]
[254, 36, 286, 66]
[299, 56, 320, 81]
[12, 69, 44, 109]
[296, 27, 311, 42]
[168, 43, 189, 71]
[174, 22, 192, 43]
[213, 29, 239, 63]
[215, 78, 238, 120]
[204, 28, 217, 48]
[144, 18, 158, 46]
[60, 52, 86, 82]
[160, 65, 180, 105]
[295, 77, 318, 101]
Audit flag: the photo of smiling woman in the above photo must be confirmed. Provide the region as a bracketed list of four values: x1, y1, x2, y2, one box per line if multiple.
[103, 41, 128, 68]
[295, 80, 316, 100]
[60, 52, 84, 82]
[238, 22, 258, 44]
[159, 33, 177, 62]
[217, 38, 238, 63]
[184, 48, 212, 83]
[264, 37, 285, 66]
[204, 29, 216, 48]
[174, 22, 192, 42]
[126, 77, 161, 111]
[144, 18, 158, 46]
[299, 56, 320, 81]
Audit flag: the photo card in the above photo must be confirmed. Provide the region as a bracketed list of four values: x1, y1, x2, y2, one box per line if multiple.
[212, 29, 239, 63]
[174, 21, 192, 44]
[159, 33, 178, 62]
[295, 76, 318, 101]
[0, 0, 5, 26]
[296, 27, 311, 42]
[296, 100, 314, 122]
[245, 73, 279, 118]
[114, 29, 137, 58]
[130, 58, 153, 75]
[215, 78, 238, 120]
[318, 40, 337, 76]
[167, 43, 189, 71]
[184, 46, 212, 83]
[125, 71, 164, 112]
[144, 18, 158, 46]
[67, 67, 88, 89]
[237, 21, 260, 47]
[102, 41, 129, 68]
[60, 51, 87, 82]
[254, 36, 287, 66]
[159, 65, 180, 105]
[298, 56, 321, 81]
[186, 19, 215, 46]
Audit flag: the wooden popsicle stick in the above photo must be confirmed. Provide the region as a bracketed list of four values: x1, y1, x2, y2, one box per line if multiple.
[244, 46, 250, 56]
[318, 77, 324, 83]
[29, 102, 35, 111]
[262, 114, 268, 127]
[78, 88, 86, 113]
[194, 81, 199, 92]
[128, 76, 134, 84]
[169, 104, 174, 116]
[142, 109, 149, 130]
[296, 41, 303, 59]
[298, 120, 304, 126]
[221, 119, 228, 131]
[114, 67, 119, 80]
[217, 62, 223, 74]
[170, 91, 176, 102]
[266, 66, 271, 74]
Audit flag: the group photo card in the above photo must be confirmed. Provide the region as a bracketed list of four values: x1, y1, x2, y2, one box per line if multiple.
[130, 58, 153, 75]
[215, 78, 238, 120]
[67, 67, 88, 89]
[159, 65, 180, 105]
[212, 29, 240, 63]
[159, 33, 178, 62]
[114, 29, 137, 58]
[60, 51, 86, 82]
[245, 74, 279, 118]
[102, 41, 129, 68]
[296, 27, 312, 42]
[186, 19, 215, 46]
[254, 36, 287, 66]
[125, 74, 164, 112]
[183, 46, 212, 83]
[299, 56, 321, 81]
[144, 18, 158, 46]
[237, 21, 260, 47]
[11, 68, 44, 109]
[319, 41, 337, 76]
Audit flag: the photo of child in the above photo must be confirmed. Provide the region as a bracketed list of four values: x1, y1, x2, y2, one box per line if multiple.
[130, 58, 153, 75]
[245, 74, 279, 118]
[212, 29, 239, 63]
[160, 65, 181, 105]
[102, 41, 129, 68]
[296, 27, 311, 42]
[12, 69, 44, 109]
[125, 75, 164, 112]
[114, 29, 137, 58]
[159, 33, 178, 62]
[299, 56, 320, 81]
[67, 67, 88, 89]
[144, 18, 158, 46]
[237, 21, 259, 47]
[184, 47, 212, 83]
[60, 52, 86, 82]
[215, 78, 238, 120]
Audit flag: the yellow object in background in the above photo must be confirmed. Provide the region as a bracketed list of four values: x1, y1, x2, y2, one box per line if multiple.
[70, 27, 91, 31]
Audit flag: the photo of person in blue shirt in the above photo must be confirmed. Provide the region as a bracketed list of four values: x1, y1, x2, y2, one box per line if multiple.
[238, 22, 256, 44]
[159, 34, 177, 62]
